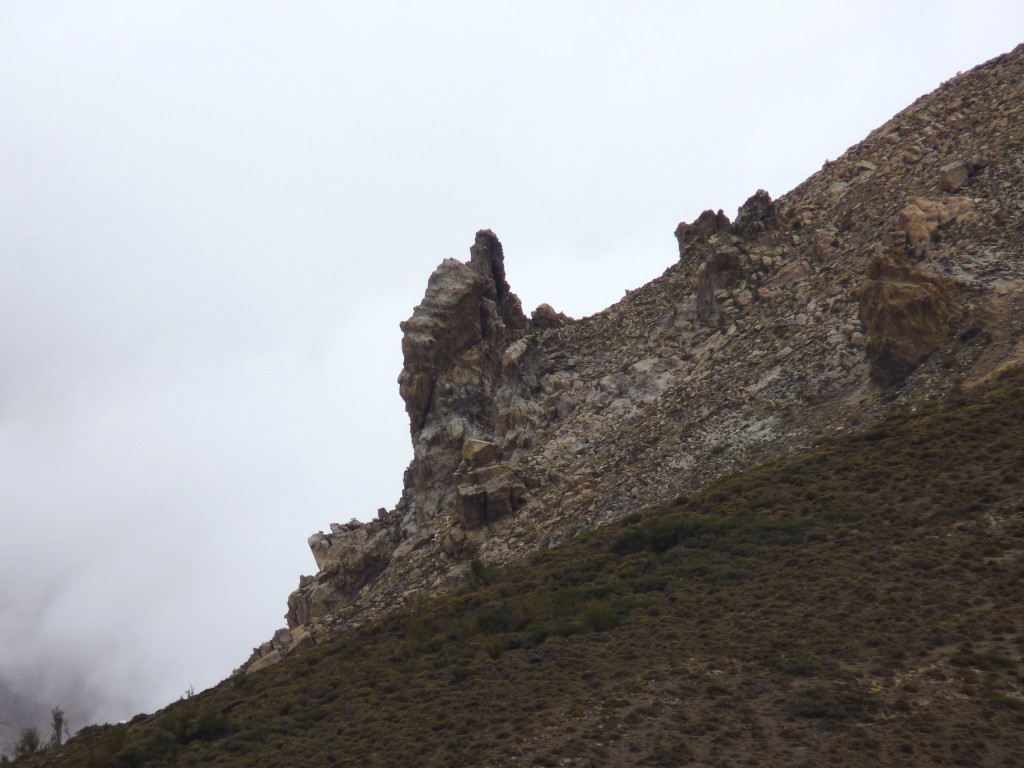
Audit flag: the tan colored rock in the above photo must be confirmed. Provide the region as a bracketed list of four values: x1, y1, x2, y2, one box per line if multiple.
[461, 438, 498, 466]
[286, 520, 400, 629]
[859, 253, 963, 385]
[531, 303, 573, 330]
[939, 161, 970, 191]
[897, 196, 973, 246]
[881, 230, 907, 250]
[902, 144, 924, 164]
[501, 337, 529, 368]
[246, 650, 282, 674]
[764, 260, 810, 291]
[812, 228, 838, 260]
[288, 626, 315, 654]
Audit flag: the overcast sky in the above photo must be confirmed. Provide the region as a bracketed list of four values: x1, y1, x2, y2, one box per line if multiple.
[1, 0, 1022, 735]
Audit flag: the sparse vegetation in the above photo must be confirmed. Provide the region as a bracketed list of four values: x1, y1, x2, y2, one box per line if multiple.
[14, 727, 41, 759]
[48, 708, 67, 749]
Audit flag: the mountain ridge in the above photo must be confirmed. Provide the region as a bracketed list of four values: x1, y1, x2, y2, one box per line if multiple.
[241, 41, 1024, 675]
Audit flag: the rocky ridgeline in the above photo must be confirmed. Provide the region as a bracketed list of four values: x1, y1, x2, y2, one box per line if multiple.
[240, 44, 1024, 673]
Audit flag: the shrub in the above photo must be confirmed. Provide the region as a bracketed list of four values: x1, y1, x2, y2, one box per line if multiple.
[14, 727, 42, 758]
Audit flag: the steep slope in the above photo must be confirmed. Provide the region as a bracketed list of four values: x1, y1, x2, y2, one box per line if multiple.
[23, 366, 1024, 766]
[246, 43, 1024, 671]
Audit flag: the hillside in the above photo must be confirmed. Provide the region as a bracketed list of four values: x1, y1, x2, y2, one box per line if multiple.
[20, 366, 1024, 766]
[14, 42, 1024, 768]
[249, 41, 1024, 673]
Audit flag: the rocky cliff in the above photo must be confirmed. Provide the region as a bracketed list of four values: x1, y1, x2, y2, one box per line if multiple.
[242, 43, 1024, 673]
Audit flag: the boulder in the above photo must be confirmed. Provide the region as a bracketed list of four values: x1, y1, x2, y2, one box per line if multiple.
[938, 159, 987, 191]
[246, 650, 282, 675]
[897, 197, 973, 246]
[461, 439, 499, 466]
[812, 228, 838, 260]
[531, 303, 573, 330]
[859, 253, 963, 385]
[938, 162, 971, 191]
[454, 463, 526, 530]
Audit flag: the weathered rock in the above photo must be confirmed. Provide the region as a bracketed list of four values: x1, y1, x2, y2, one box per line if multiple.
[531, 303, 573, 330]
[938, 161, 971, 191]
[454, 463, 526, 530]
[675, 209, 731, 257]
[732, 190, 781, 239]
[812, 227, 839, 260]
[881, 230, 908, 251]
[696, 246, 744, 322]
[897, 196, 973, 246]
[461, 438, 499, 466]
[285, 520, 399, 628]
[859, 253, 963, 385]
[938, 159, 987, 191]
[246, 650, 282, 674]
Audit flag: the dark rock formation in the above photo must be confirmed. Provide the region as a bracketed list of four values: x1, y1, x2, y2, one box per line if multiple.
[674, 209, 731, 257]
[731, 189, 781, 239]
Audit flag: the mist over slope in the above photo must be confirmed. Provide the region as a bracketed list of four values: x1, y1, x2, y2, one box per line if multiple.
[4, 11, 1024, 766]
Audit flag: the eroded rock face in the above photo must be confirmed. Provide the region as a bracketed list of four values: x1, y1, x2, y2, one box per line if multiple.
[859, 252, 963, 385]
[675, 209, 731, 257]
[241, 231, 536, 674]
[397, 229, 530, 527]
[286, 519, 399, 629]
[732, 189, 781, 239]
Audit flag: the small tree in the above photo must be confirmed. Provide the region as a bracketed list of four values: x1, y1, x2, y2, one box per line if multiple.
[14, 726, 41, 758]
[50, 706, 69, 748]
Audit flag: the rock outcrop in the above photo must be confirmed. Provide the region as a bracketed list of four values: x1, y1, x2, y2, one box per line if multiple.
[897, 196, 974, 247]
[240, 43, 1024, 674]
[674, 208, 731, 257]
[859, 253, 964, 385]
[396, 229, 530, 528]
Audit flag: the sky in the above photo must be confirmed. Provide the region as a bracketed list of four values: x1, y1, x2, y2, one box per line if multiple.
[1, 0, 1022, 739]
